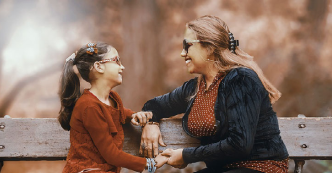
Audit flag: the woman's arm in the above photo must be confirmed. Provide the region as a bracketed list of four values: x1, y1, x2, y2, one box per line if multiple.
[182, 71, 264, 164]
[142, 78, 197, 122]
[140, 78, 197, 157]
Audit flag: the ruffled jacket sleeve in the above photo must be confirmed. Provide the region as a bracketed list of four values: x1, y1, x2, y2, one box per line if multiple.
[82, 106, 146, 172]
[182, 70, 264, 163]
[142, 78, 197, 122]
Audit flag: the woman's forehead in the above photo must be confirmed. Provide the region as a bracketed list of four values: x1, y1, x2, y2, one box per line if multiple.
[184, 28, 196, 40]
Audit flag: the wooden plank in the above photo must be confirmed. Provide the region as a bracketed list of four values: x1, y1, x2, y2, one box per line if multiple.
[0, 118, 198, 161]
[0, 117, 332, 161]
[0, 118, 69, 160]
[159, 117, 332, 159]
[279, 117, 332, 159]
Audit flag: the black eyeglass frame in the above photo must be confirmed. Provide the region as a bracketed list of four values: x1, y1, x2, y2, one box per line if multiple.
[183, 39, 200, 54]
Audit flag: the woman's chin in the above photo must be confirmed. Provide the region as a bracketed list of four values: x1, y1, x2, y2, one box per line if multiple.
[187, 68, 195, 74]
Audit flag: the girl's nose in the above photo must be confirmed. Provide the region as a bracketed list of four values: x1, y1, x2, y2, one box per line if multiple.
[121, 64, 125, 70]
[181, 49, 187, 57]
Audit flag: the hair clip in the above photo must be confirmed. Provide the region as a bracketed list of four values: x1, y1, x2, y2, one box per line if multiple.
[86, 42, 98, 55]
[228, 33, 239, 53]
[65, 53, 75, 62]
[87, 42, 96, 47]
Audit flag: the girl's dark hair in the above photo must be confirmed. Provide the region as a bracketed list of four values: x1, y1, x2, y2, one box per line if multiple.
[58, 42, 112, 131]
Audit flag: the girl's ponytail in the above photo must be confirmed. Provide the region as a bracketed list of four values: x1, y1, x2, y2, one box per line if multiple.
[58, 42, 112, 130]
[58, 59, 80, 131]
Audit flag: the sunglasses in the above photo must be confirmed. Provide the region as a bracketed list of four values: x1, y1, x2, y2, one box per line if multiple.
[98, 56, 122, 66]
[183, 39, 200, 54]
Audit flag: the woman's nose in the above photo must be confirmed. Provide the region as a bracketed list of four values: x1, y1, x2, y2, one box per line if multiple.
[121, 64, 125, 70]
[181, 49, 187, 57]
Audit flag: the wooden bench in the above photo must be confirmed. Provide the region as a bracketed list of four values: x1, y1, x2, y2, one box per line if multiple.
[1, 116, 332, 173]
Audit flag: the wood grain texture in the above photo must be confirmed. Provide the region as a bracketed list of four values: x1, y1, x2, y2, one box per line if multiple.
[279, 117, 332, 159]
[0, 117, 331, 161]
[0, 118, 70, 160]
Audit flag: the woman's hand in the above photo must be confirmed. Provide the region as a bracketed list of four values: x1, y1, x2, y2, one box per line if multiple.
[161, 148, 187, 169]
[131, 111, 152, 126]
[140, 124, 166, 157]
[154, 154, 169, 168]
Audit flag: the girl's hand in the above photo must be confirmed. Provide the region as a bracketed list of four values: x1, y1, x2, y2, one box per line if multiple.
[161, 148, 187, 169]
[131, 111, 153, 126]
[154, 154, 169, 168]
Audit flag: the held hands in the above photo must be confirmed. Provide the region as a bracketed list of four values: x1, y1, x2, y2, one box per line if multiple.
[154, 154, 169, 168]
[131, 111, 152, 126]
[161, 148, 187, 169]
[145, 149, 187, 170]
[145, 154, 169, 172]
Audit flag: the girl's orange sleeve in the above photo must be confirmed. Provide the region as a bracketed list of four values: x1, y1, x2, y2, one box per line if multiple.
[82, 106, 146, 172]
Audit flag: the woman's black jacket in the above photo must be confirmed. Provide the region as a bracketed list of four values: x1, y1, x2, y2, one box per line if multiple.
[142, 68, 289, 171]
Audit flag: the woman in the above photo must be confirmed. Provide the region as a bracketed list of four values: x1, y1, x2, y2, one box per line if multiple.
[141, 16, 289, 173]
[58, 42, 167, 173]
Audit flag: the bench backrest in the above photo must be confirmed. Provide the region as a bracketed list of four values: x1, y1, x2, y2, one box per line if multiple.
[0, 117, 332, 161]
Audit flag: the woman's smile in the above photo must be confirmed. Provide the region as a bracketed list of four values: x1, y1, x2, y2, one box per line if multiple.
[185, 57, 192, 66]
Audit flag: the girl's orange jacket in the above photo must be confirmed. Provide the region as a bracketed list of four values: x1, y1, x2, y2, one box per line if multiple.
[62, 90, 146, 173]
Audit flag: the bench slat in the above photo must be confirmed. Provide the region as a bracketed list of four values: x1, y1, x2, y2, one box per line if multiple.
[0, 117, 331, 161]
[0, 118, 69, 160]
[279, 117, 332, 159]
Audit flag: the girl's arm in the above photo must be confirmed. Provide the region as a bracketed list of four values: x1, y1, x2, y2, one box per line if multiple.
[83, 106, 146, 172]
[124, 107, 135, 120]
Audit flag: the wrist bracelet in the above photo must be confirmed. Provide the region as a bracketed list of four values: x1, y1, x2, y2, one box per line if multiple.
[145, 158, 157, 173]
[151, 158, 157, 172]
[142, 122, 160, 127]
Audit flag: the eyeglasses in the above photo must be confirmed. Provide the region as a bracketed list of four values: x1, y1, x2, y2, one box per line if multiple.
[98, 56, 122, 66]
[183, 39, 200, 54]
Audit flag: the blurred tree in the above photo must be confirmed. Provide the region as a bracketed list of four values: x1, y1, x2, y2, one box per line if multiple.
[0, 0, 43, 117]
[0, 1, 36, 94]
[118, 0, 165, 111]
[274, 0, 332, 117]
[0, 63, 62, 117]
[0, 0, 97, 117]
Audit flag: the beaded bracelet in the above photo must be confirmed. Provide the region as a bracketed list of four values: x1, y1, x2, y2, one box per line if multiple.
[145, 158, 157, 173]
[151, 158, 157, 172]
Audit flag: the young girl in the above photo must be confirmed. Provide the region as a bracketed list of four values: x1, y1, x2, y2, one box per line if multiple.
[58, 42, 167, 173]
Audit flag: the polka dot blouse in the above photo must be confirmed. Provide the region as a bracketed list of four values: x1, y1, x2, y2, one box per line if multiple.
[225, 158, 289, 173]
[188, 72, 225, 137]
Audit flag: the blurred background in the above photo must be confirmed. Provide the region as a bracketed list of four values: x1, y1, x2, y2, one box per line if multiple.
[0, 0, 331, 172]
